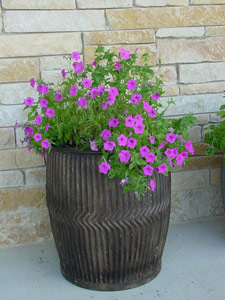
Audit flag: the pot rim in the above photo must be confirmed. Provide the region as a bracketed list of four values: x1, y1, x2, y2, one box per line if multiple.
[50, 146, 102, 155]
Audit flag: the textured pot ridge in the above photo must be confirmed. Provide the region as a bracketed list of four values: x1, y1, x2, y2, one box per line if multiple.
[46, 147, 171, 291]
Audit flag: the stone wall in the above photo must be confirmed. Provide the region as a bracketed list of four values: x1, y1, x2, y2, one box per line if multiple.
[0, 0, 224, 247]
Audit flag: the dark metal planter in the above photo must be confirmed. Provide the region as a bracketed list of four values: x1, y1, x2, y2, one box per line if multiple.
[221, 155, 225, 211]
[46, 147, 171, 291]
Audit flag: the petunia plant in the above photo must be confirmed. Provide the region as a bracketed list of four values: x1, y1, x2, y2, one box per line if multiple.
[21, 46, 196, 199]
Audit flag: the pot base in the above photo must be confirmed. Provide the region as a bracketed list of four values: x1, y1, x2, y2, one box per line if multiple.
[61, 262, 161, 291]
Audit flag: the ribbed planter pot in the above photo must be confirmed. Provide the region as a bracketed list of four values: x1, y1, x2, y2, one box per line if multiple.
[221, 154, 225, 211]
[46, 147, 171, 291]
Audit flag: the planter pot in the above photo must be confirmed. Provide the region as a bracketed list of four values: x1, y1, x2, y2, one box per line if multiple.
[222, 155, 225, 211]
[46, 147, 171, 291]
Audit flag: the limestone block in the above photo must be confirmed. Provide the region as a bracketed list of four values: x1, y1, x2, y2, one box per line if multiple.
[0, 33, 82, 57]
[4, 10, 106, 32]
[0, 128, 15, 149]
[194, 114, 210, 125]
[153, 66, 177, 85]
[136, 0, 189, 5]
[0, 58, 39, 82]
[0, 82, 38, 105]
[16, 127, 27, 148]
[184, 155, 222, 170]
[188, 126, 202, 143]
[0, 7, 2, 32]
[77, 0, 132, 8]
[156, 27, 204, 38]
[0, 150, 17, 171]
[106, 6, 225, 30]
[180, 82, 225, 95]
[40, 56, 73, 71]
[163, 86, 180, 97]
[0, 105, 27, 126]
[206, 26, 225, 37]
[25, 167, 46, 186]
[0, 170, 24, 188]
[193, 143, 209, 156]
[210, 168, 221, 186]
[210, 113, 222, 123]
[84, 29, 155, 45]
[16, 149, 44, 168]
[158, 38, 225, 64]
[191, 0, 225, 3]
[171, 169, 209, 192]
[2, 0, 76, 9]
[41, 70, 63, 85]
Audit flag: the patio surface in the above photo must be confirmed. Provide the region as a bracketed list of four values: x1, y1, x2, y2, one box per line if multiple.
[1, 216, 225, 300]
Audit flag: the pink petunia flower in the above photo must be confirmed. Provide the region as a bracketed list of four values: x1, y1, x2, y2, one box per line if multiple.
[120, 178, 129, 186]
[143, 101, 151, 112]
[61, 69, 66, 78]
[24, 97, 34, 106]
[150, 179, 155, 191]
[40, 98, 48, 108]
[90, 140, 98, 151]
[151, 92, 160, 100]
[45, 108, 55, 118]
[69, 85, 78, 97]
[125, 116, 135, 128]
[77, 97, 87, 108]
[100, 129, 111, 141]
[127, 79, 137, 90]
[134, 114, 143, 124]
[72, 51, 80, 61]
[148, 108, 157, 118]
[102, 101, 108, 111]
[73, 61, 84, 74]
[130, 93, 142, 104]
[120, 48, 130, 60]
[133, 123, 145, 134]
[164, 148, 174, 159]
[158, 142, 167, 150]
[40, 153, 46, 158]
[185, 140, 194, 155]
[24, 126, 33, 136]
[157, 163, 168, 174]
[104, 141, 116, 151]
[45, 124, 50, 131]
[115, 61, 121, 70]
[140, 146, 150, 157]
[33, 133, 42, 142]
[54, 93, 63, 101]
[98, 85, 106, 94]
[99, 161, 111, 175]
[90, 88, 100, 99]
[166, 133, 176, 144]
[41, 139, 50, 150]
[143, 165, 154, 176]
[126, 137, 137, 149]
[149, 136, 155, 144]
[92, 61, 98, 66]
[82, 78, 92, 89]
[37, 84, 49, 95]
[34, 115, 43, 125]
[30, 78, 35, 88]
[145, 152, 156, 163]
[107, 95, 116, 106]
[109, 87, 119, 98]
[117, 134, 128, 146]
[108, 118, 120, 128]
[119, 150, 131, 163]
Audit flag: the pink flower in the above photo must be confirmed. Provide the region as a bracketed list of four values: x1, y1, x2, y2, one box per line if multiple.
[70, 85, 78, 97]
[149, 136, 155, 144]
[90, 88, 100, 99]
[41, 139, 50, 150]
[143, 165, 154, 176]
[45, 124, 50, 131]
[119, 150, 131, 163]
[77, 97, 87, 108]
[133, 123, 145, 134]
[102, 101, 108, 111]
[115, 61, 121, 70]
[24, 126, 33, 136]
[178, 135, 185, 143]
[72, 51, 80, 61]
[34, 115, 43, 125]
[134, 114, 143, 123]
[185, 140, 194, 155]
[40, 153, 46, 158]
[158, 142, 167, 150]
[99, 161, 111, 175]
[145, 152, 156, 163]
[90, 140, 98, 151]
[54, 93, 63, 101]
[61, 69, 66, 78]
[151, 92, 160, 100]
[82, 78, 92, 89]
[120, 48, 130, 60]
[33, 133, 42, 142]
[101, 129, 111, 141]
[45, 108, 55, 118]
[24, 97, 34, 106]
[130, 93, 142, 104]
[28, 146, 32, 152]
[120, 178, 129, 186]
[127, 79, 137, 90]
[143, 101, 151, 112]
[126, 137, 137, 149]
[117, 134, 127, 146]
[169, 160, 175, 169]
[125, 116, 135, 128]
[104, 141, 116, 151]
[73, 61, 84, 74]
[30, 78, 35, 88]
[107, 95, 115, 106]
[98, 85, 106, 94]
[166, 133, 176, 144]
[150, 179, 155, 191]
[92, 61, 97, 66]
[109, 87, 119, 98]
[157, 164, 168, 174]
[40, 98, 48, 108]
[109, 118, 120, 128]
[140, 146, 150, 157]
[37, 84, 49, 95]
[164, 148, 174, 159]
[148, 108, 157, 118]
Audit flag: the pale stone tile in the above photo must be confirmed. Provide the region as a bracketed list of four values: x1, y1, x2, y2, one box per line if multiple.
[16, 127, 27, 148]
[156, 27, 204, 38]
[0, 128, 15, 149]
[77, 0, 132, 8]
[2, 0, 76, 9]
[136, 0, 189, 5]
[16, 149, 44, 169]
[180, 82, 225, 95]
[4, 10, 106, 32]
[210, 113, 222, 123]
[0, 33, 82, 57]
[158, 38, 225, 64]
[25, 167, 46, 186]
[106, 6, 225, 30]
[0, 105, 27, 126]
[40, 56, 73, 71]
[41, 70, 63, 85]
[188, 126, 202, 143]
[0, 82, 38, 105]
[206, 26, 225, 37]
[163, 86, 180, 96]
[153, 66, 177, 85]
[0, 58, 39, 83]
[0, 7, 2, 32]
[191, 0, 225, 4]
[0, 170, 24, 188]
[84, 29, 155, 45]
[195, 114, 210, 125]
[210, 168, 221, 186]
[0, 150, 17, 171]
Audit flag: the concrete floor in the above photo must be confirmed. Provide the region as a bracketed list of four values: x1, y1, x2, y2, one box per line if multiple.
[0, 217, 225, 300]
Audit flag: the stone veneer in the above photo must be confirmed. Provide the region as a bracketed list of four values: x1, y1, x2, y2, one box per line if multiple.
[0, 0, 224, 247]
